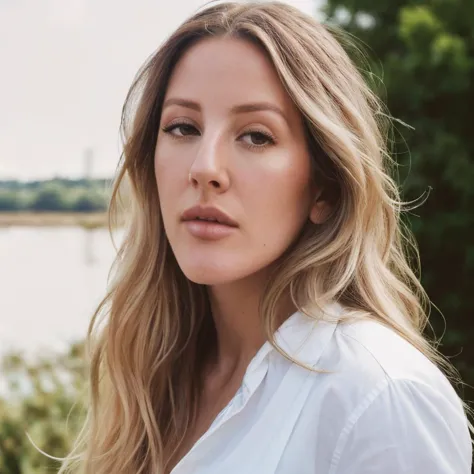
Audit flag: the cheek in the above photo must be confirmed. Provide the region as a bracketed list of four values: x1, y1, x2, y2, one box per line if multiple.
[242, 157, 312, 252]
[154, 145, 184, 223]
[247, 157, 311, 220]
[155, 142, 174, 181]
[154, 139, 187, 189]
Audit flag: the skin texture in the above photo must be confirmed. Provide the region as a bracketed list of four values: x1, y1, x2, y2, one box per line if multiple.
[154, 38, 329, 460]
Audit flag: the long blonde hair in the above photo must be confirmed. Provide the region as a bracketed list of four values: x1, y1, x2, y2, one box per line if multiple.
[56, 2, 472, 473]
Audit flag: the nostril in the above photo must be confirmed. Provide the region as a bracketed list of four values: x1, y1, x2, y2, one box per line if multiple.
[188, 174, 222, 188]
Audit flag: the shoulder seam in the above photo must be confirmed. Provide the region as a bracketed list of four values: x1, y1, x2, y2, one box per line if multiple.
[328, 377, 390, 474]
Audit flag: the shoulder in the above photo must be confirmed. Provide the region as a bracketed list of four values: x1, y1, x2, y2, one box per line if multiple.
[285, 303, 464, 403]
[315, 315, 468, 425]
[329, 316, 452, 387]
[301, 314, 472, 473]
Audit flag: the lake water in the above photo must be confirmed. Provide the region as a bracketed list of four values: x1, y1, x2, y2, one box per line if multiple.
[0, 227, 121, 358]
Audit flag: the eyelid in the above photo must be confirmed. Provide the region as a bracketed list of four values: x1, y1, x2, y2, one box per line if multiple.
[162, 118, 198, 130]
[239, 127, 277, 144]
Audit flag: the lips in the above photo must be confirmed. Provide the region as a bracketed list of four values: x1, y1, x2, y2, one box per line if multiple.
[181, 205, 238, 227]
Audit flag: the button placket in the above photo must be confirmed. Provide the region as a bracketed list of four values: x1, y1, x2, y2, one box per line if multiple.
[171, 352, 271, 473]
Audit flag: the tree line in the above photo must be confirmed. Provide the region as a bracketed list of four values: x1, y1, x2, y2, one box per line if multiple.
[0, 178, 112, 213]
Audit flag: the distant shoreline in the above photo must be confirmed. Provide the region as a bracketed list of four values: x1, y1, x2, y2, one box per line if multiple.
[0, 212, 114, 228]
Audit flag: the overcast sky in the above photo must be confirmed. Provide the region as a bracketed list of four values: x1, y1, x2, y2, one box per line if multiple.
[0, 0, 321, 180]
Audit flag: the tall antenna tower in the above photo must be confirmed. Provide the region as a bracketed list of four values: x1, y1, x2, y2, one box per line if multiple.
[84, 147, 94, 181]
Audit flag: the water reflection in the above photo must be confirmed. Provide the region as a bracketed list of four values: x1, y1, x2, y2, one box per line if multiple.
[84, 228, 97, 266]
[0, 226, 122, 356]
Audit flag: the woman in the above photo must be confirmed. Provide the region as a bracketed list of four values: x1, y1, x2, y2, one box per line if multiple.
[58, 2, 472, 473]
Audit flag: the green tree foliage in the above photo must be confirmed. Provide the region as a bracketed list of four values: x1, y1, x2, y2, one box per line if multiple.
[0, 191, 25, 212]
[30, 185, 70, 212]
[323, 0, 474, 400]
[71, 191, 108, 212]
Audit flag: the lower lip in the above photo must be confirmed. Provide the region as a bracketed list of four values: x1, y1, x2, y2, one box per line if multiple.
[183, 220, 238, 240]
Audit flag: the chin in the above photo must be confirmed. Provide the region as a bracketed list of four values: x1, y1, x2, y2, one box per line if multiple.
[175, 252, 261, 286]
[179, 262, 239, 286]
[169, 240, 276, 286]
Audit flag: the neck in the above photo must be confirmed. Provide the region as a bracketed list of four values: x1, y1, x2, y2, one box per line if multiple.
[205, 268, 296, 376]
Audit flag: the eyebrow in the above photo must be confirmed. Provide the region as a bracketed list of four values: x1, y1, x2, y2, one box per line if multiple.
[162, 98, 288, 124]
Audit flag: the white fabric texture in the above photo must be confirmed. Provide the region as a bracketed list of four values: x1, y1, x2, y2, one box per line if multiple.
[171, 302, 472, 473]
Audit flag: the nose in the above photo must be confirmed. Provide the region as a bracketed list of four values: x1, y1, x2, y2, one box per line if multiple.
[188, 133, 230, 193]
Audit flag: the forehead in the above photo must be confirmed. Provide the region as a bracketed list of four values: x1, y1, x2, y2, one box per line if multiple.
[164, 36, 297, 116]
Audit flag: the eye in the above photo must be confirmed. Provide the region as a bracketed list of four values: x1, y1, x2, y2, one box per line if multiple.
[239, 130, 276, 149]
[162, 122, 200, 137]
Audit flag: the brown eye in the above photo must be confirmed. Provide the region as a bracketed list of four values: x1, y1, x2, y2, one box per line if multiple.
[240, 130, 275, 148]
[162, 123, 200, 137]
[176, 124, 199, 136]
[249, 132, 269, 145]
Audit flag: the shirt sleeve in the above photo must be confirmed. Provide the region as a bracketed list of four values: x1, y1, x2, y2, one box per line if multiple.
[331, 378, 472, 474]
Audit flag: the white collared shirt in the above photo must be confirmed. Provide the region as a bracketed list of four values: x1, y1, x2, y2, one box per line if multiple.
[171, 302, 472, 473]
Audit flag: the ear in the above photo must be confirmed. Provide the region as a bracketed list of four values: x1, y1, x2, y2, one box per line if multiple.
[309, 188, 332, 225]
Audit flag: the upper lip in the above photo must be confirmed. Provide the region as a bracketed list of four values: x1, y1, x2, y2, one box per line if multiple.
[181, 205, 238, 227]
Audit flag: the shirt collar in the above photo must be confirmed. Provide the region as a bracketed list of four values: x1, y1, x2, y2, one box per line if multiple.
[274, 300, 342, 366]
[242, 300, 343, 393]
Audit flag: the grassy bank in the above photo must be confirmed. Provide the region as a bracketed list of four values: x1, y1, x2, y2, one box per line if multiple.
[0, 212, 112, 229]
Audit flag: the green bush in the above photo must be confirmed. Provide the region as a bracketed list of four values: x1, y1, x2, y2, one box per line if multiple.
[0, 344, 87, 473]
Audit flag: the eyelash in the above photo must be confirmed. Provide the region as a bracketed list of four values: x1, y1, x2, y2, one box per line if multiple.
[161, 121, 277, 151]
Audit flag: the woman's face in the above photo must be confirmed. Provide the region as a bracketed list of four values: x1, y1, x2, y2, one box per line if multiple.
[155, 37, 322, 285]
